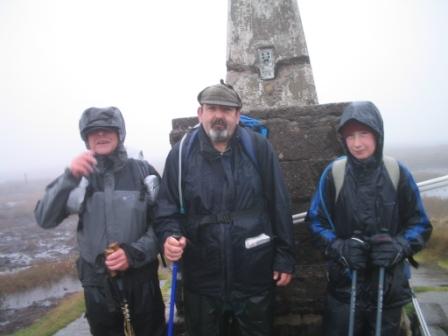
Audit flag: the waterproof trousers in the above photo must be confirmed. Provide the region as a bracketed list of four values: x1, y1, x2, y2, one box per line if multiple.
[323, 293, 402, 336]
[183, 289, 274, 336]
[83, 276, 165, 336]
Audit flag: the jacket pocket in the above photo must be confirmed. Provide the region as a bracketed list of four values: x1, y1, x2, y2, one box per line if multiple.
[234, 237, 274, 289]
[183, 240, 221, 285]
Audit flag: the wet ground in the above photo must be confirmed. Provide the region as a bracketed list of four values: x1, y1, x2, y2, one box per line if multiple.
[410, 265, 448, 335]
[0, 179, 81, 334]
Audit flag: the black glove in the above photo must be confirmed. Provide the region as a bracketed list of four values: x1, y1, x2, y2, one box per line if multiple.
[370, 233, 411, 268]
[326, 237, 369, 270]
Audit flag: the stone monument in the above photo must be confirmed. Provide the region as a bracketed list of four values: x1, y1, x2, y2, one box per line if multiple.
[226, 0, 318, 110]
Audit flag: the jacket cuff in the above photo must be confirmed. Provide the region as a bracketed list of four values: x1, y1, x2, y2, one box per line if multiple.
[273, 256, 295, 274]
[64, 167, 82, 185]
[396, 235, 412, 256]
[121, 243, 145, 268]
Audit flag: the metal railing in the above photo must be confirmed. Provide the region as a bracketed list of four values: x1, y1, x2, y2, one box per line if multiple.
[292, 174, 448, 225]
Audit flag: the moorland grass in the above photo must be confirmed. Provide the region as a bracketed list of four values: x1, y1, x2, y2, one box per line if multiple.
[9, 291, 85, 336]
[0, 258, 77, 295]
[413, 285, 448, 293]
[414, 216, 448, 270]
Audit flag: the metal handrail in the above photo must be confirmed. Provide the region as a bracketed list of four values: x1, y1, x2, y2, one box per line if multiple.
[292, 174, 448, 224]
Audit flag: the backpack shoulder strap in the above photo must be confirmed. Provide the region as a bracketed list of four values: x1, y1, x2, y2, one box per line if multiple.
[331, 156, 400, 202]
[178, 127, 200, 214]
[239, 127, 259, 172]
[130, 158, 154, 201]
[133, 158, 151, 179]
[331, 156, 347, 202]
[383, 155, 400, 190]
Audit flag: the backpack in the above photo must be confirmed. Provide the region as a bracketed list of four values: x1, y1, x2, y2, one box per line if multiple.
[319, 155, 400, 230]
[332, 155, 400, 201]
[132, 158, 160, 203]
[177, 115, 268, 214]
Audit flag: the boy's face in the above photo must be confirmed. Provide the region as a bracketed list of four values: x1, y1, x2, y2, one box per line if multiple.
[341, 121, 377, 160]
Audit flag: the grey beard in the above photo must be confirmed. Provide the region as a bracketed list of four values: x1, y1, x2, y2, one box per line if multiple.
[208, 128, 230, 143]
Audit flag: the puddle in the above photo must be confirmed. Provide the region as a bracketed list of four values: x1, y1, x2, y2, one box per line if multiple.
[1, 276, 81, 310]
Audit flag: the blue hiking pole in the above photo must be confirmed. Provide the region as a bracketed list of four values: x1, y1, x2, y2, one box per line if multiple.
[375, 267, 385, 336]
[348, 270, 357, 336]
[167, 234, 181, 336]
[167, 261, 178, 336]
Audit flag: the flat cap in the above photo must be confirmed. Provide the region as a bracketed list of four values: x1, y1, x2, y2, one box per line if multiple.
[197, 79, 242, 108]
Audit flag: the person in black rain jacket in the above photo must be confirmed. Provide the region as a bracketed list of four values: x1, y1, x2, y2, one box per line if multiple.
[154, 81, 295, 336]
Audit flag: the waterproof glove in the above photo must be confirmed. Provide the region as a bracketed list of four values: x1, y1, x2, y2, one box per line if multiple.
[370, 233, 411, 268]
[326, 237, 369, 270]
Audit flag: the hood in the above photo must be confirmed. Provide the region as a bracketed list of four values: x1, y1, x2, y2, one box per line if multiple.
[337, 101, 384, 164]
[79, 106, 126, 143]
[78, 106, 127, 172]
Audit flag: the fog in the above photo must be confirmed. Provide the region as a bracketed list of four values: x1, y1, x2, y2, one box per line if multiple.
[1, 0, 447, 182]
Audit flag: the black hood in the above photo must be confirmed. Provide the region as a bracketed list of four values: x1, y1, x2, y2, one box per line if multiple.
[337, 101, 384, 164]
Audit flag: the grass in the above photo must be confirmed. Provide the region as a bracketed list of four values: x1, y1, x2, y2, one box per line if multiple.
[413, 215, 448, 271]
[9, 292, 85, 336]
[0, 258, 77, 295]
[413, 285, 448, 293]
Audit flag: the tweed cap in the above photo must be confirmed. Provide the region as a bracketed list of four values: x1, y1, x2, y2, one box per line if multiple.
[197, 79, 242, 108]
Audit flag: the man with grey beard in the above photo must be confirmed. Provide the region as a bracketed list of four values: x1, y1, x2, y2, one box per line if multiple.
[154, 80, 295, 336]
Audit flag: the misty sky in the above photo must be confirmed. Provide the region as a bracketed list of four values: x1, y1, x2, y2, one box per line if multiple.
[1, 0, 447, 181]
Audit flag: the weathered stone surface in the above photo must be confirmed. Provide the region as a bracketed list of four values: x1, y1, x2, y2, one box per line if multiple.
[226, 0, 318, 110]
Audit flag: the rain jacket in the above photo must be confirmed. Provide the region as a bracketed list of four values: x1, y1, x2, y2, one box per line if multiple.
[307, 101, 432, 308]
[34, 107, 160, 285]
[155, 125, 295, 299]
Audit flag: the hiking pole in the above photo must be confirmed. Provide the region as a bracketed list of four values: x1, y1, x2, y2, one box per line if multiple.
[375, 267, 385, 336]
[167, 261, 178, 336]
[348, 270, 357, 336]
[411, 289, 431, 336]
[105, 242, 135, 336]
[348, 231, 364, 336]
[167, 235, 181, 336]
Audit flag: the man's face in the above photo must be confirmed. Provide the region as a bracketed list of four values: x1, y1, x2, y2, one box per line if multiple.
[87, 128, 119, 155]
[341, 122, 377, 160]
[197, 104, 240, 144]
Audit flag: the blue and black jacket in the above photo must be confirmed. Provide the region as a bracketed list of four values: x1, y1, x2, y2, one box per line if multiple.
[307, 101, 432, 307]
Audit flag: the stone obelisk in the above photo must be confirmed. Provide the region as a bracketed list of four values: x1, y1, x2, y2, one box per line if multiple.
[226, 0, 318, 111]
